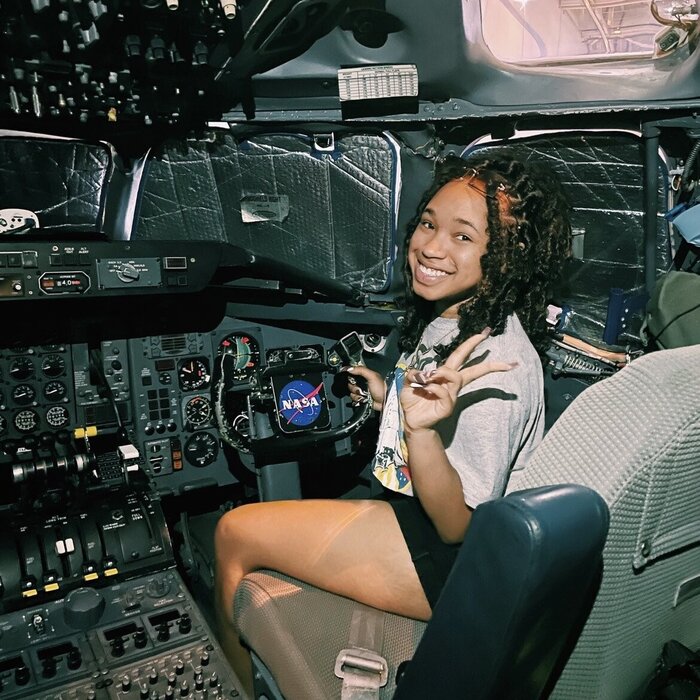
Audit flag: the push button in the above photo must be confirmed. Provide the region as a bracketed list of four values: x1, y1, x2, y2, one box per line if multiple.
[7, 253, 21, 267]
[22, 251, 38, 268]
[49, 253, 63, 266]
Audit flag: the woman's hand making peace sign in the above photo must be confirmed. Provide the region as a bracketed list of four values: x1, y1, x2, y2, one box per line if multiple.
[400, 329, 517, 434]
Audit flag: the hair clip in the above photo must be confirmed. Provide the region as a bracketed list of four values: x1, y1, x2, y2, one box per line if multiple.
[459, 168, 508, 200]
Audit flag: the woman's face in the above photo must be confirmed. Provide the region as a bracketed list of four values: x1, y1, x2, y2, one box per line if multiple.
[408, 178, 489, 318]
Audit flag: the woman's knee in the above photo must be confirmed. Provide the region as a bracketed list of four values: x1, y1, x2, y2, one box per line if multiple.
[214, 502, 267, 569]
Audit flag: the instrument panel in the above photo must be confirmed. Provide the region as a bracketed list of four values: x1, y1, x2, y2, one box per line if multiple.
[0, 315, 383, 497]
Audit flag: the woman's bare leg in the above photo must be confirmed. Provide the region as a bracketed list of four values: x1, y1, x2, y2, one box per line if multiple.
[214, 499, 431, 697]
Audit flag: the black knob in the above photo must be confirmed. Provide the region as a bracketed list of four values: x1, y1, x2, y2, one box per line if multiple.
[125, 35, 142, 58]
[42, 657, 57, 678]
[22, 436, 39, 451]
[67, 648, 82, 670]
[200, 651, 209, 666]
[111, 637, 125, 657]
[134, 626, 148, 648]
[139, 682, 150, 699]
[1, 440, 19, 456]
[15, 665, 30, 686]
[179, 679, 189, 697]
[157, 622, 170, 642]
[55, 430, 72, 445]
[178, 613, 191, 634]
[149, 668, 158, 684]
[64, 588, 106, 629]
[175, 659, 184, 675]
[38, 432, 55, 448]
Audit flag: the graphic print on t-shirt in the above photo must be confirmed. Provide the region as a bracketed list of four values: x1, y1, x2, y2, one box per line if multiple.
[371, 339, 440, 495]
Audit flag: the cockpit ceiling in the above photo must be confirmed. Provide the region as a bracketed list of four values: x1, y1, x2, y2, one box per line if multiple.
[0, 0, 699, 131]
[484, 0, 696, 62]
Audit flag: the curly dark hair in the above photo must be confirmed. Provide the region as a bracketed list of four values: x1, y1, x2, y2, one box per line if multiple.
[398, 152, 572, 359]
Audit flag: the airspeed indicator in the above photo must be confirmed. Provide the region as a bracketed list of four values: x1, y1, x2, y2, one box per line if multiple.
[178, 358, 210, 391]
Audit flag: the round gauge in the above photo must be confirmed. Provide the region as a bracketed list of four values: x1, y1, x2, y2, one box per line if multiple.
[14, 409, 39, 433]
[43, 380, 67, 402]
[46, 405, 69, 428]
[184, 431, 219, 468]
[9, 357, 34, 381]
[41, 354, 66, 377]
[218, 334, 260, 380]
[12, 384, 36, 406]
[0, 416, 6, 435]
[184, 396, 212, 427]
[178, 358, 210, 392]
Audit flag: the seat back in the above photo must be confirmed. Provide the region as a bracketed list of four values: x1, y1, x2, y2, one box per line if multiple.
[393, 484, 609, 700]
[234, 484, 609, 700]
[506, 344, 700, 698]
[235, 345, 700, 700]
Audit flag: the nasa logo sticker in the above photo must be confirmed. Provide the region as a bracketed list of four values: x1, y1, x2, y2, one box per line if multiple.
[277, 379, 324, 427]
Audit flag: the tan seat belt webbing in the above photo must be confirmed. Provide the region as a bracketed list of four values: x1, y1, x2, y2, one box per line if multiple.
[334, 605, 389, 699]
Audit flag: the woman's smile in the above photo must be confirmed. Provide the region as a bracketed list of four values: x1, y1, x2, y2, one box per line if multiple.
[415, 261, 449, 281]
[408, 179, 489, 317]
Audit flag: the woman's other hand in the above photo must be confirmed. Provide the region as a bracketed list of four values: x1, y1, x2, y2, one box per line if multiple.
[345, 366, 386, 411]
[401, 329, 516, 433]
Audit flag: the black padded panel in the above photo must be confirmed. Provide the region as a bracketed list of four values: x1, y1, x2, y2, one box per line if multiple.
[394, 484, 609, 700]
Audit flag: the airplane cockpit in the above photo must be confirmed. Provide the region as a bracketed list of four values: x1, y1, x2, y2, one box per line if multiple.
[1, 1, 699, 698]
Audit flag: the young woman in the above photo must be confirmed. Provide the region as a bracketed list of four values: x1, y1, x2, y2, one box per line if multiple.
[214, 152, 572, 694]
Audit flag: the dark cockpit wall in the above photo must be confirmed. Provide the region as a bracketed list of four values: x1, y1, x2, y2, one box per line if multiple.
[224, 0, 700, 122]
[2, 1, 700, 137]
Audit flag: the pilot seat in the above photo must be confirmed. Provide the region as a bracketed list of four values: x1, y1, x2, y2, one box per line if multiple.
[230, 343, 700, 699]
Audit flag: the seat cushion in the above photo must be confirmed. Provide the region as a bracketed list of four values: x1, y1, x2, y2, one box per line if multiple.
[235, 570, 426, 700]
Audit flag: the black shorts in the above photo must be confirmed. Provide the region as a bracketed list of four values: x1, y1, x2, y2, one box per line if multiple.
[381, 492, 461, 609]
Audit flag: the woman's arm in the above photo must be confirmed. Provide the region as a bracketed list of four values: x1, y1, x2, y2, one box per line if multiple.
[400, 331, 515, 543]
[404, 426, 473, 543]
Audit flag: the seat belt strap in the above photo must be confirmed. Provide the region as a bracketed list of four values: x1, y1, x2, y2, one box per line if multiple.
[335, 605, 389, 699]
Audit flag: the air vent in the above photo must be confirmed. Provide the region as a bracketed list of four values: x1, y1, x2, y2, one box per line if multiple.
[160, 335, 188, 354]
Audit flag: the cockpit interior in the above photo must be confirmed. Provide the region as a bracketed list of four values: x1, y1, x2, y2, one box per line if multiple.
[1, 1, 700, 698]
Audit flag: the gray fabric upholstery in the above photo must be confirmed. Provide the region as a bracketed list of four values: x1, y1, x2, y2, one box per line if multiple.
[506, 344, 700, 698]
[235, 571, 425, 699]
[234, 344, 700, 700]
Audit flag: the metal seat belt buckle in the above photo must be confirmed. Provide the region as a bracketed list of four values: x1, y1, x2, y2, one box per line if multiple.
[334, 647, 388, 699]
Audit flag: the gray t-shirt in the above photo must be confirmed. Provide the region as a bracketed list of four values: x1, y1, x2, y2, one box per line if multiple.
[371, 313, 543, 508]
